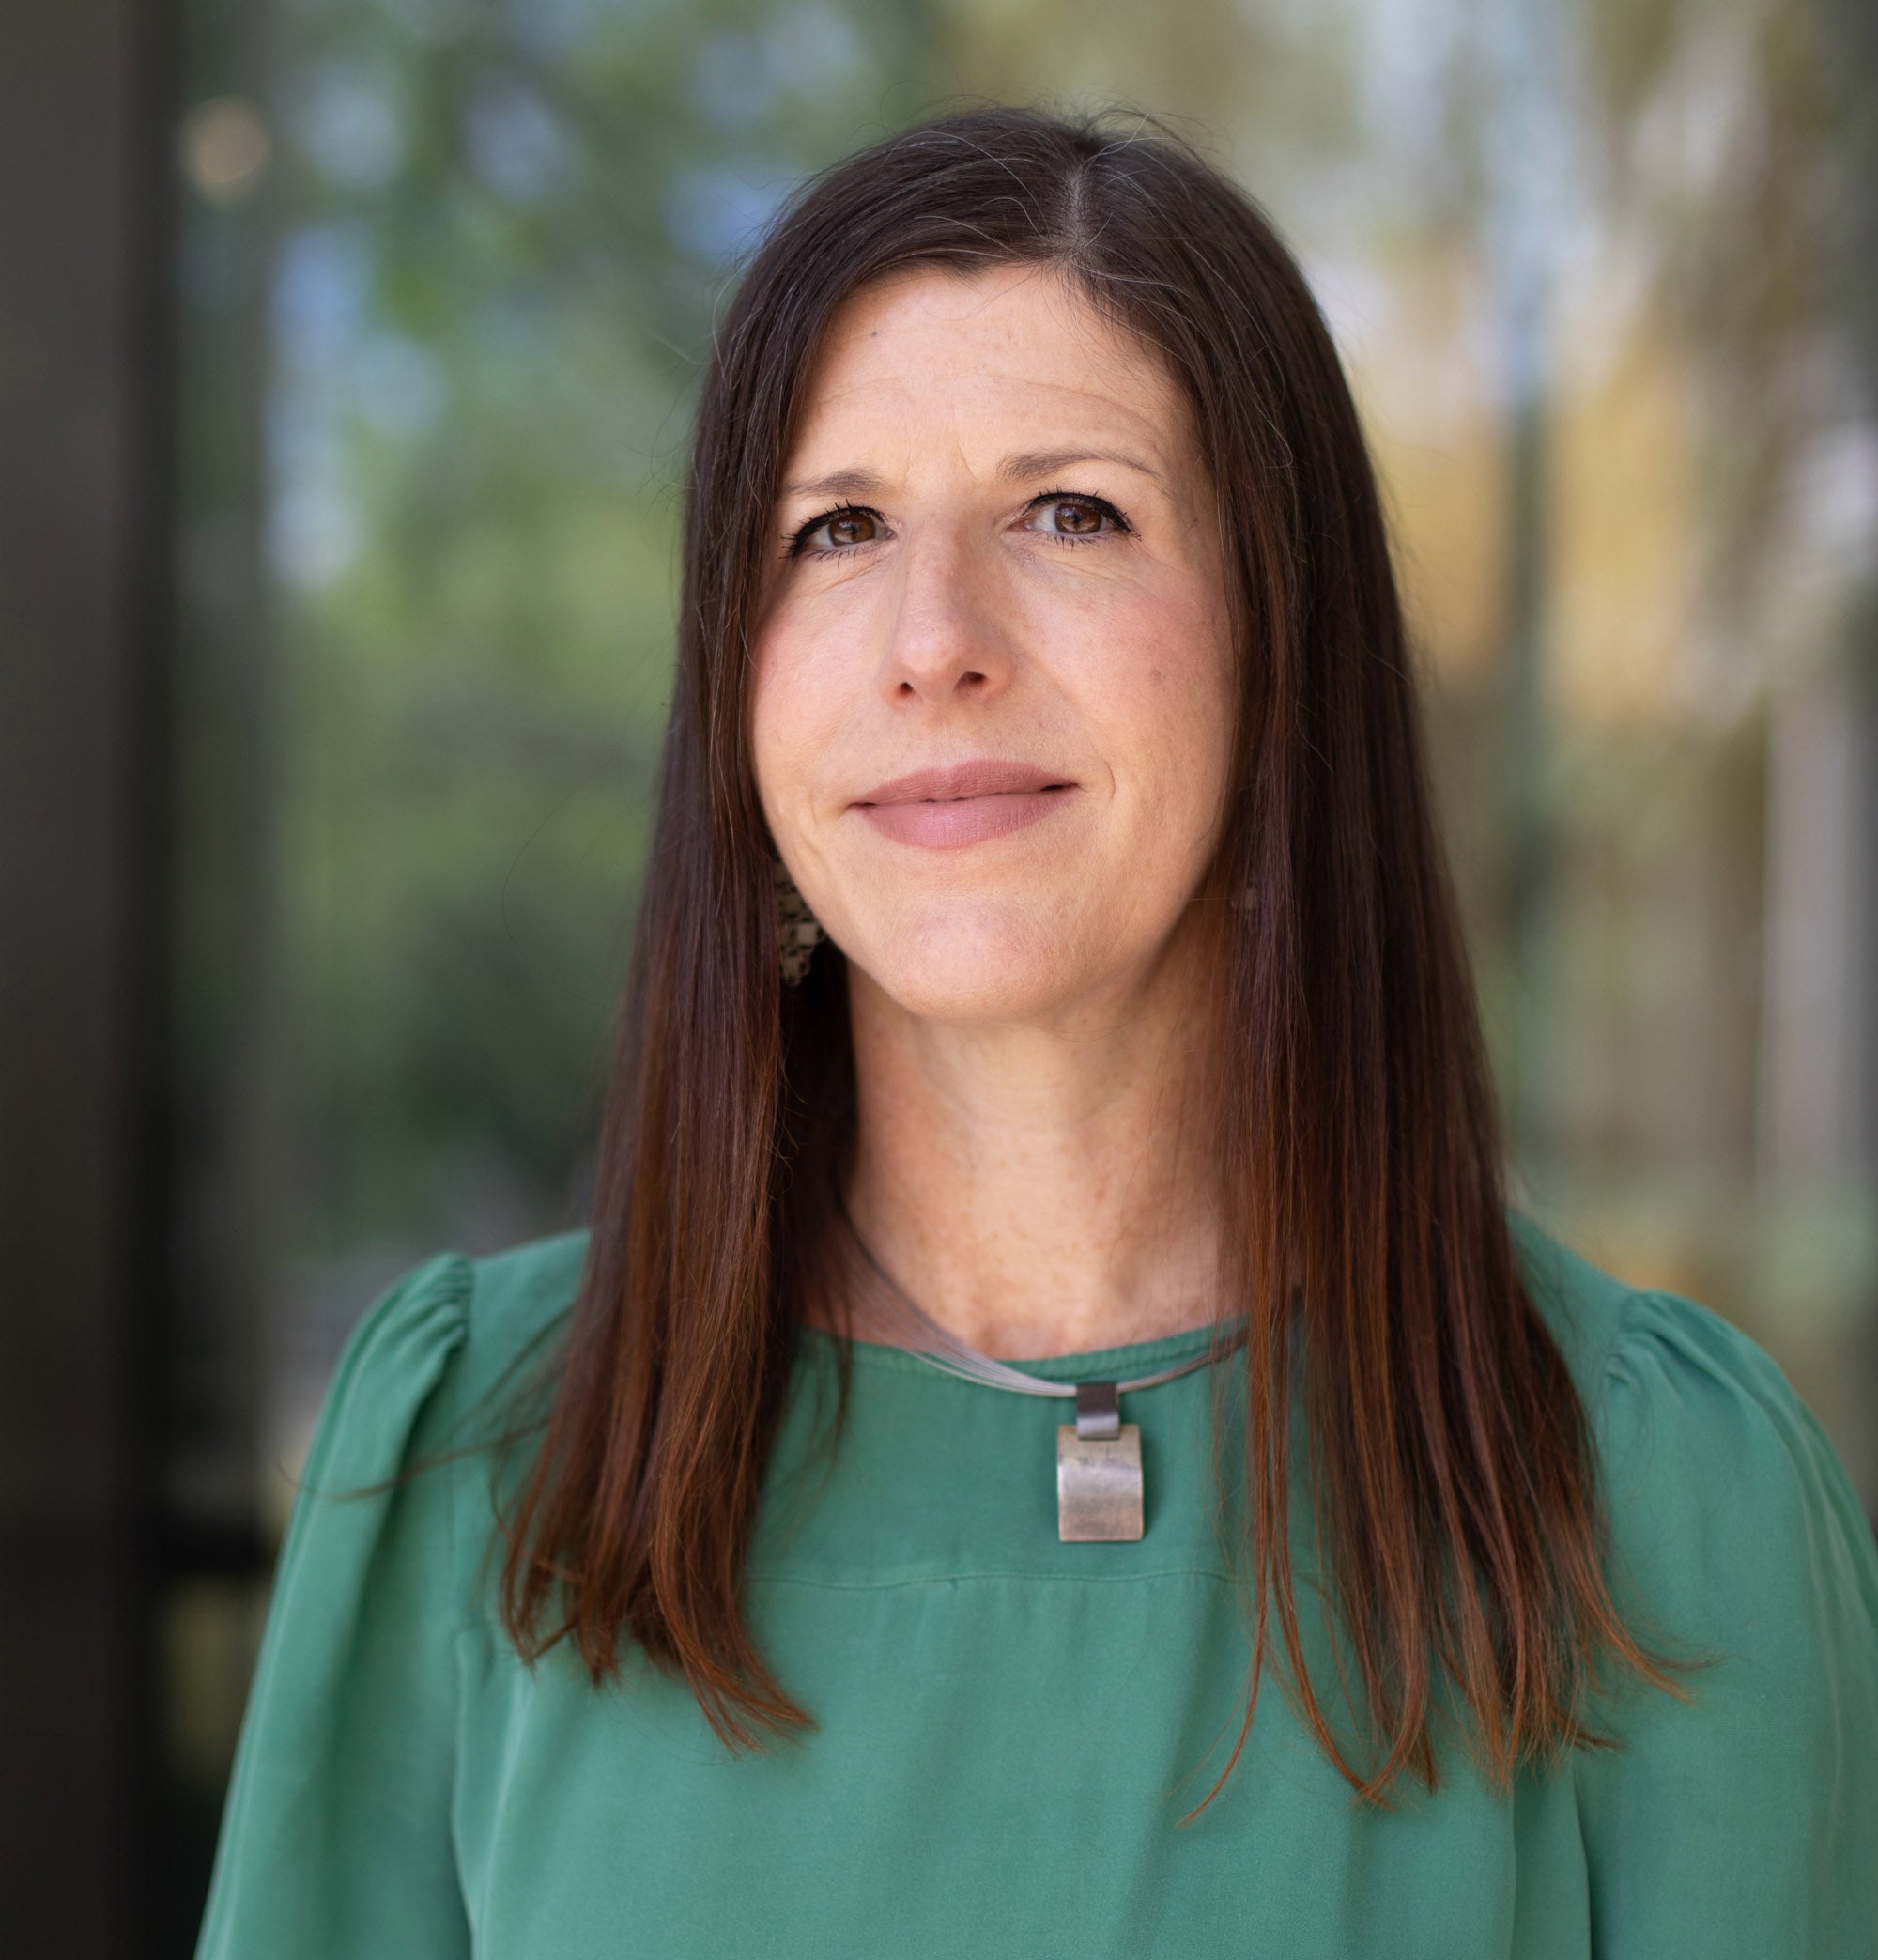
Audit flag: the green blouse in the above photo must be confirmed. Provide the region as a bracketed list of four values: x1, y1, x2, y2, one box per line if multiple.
[193, 1211, 1878, 1957]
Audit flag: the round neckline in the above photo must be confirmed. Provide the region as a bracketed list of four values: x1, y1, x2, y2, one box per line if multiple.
[794, 1310, 1248, 1383]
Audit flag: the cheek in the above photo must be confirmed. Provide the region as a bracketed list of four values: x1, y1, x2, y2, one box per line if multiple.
[1082, 586, 1236, 821]
[747, 625, 833, 832]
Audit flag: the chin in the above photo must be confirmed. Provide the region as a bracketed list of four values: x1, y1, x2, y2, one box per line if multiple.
[848, 905, 1104, 1025]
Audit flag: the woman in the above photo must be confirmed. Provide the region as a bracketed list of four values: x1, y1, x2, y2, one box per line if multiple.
[195, 107, 1878, 1956]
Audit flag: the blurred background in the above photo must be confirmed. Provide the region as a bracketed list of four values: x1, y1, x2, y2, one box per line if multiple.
[5, 0, 1875, 1950]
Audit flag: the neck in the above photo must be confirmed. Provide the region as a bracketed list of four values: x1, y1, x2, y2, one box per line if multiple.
[835, 907, 1230, 1361]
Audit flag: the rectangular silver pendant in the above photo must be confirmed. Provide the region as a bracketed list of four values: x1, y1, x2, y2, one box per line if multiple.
[1056, 1423, 1144, 1540]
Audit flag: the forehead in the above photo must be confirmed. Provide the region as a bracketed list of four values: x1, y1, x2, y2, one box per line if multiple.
[783, 262, 1191, 470]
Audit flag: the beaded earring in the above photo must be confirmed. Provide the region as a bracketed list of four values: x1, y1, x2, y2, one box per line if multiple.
[772, 858, 826, 985]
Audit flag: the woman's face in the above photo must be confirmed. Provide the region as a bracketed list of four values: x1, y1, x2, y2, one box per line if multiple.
[748, 262, 1238, 1026]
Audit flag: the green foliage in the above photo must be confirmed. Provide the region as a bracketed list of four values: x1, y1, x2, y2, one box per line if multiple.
[271, 0, 933, 1248]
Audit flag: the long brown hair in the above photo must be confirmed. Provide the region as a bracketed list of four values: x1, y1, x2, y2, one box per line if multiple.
[498, 102, 1681, 1813]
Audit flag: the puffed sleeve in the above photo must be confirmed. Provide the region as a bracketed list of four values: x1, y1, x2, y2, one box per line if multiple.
[1573, 1286, 1878, 1956]
[193, 1252, 476, 1959]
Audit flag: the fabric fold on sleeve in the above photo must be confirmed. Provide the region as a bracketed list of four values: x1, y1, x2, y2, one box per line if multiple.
[1572, 1285, 1878, 1958]
[193, 1251, 476, 1960]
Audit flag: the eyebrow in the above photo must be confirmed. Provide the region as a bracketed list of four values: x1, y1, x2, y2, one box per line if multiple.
[779, 448, 1164, 502]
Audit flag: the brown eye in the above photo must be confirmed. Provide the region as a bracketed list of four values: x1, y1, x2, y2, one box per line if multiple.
[792, 505, 884, 556]
[1048, 500, 1102, 534]
[826, 511, 877, 548]
[1026, 493, 1127, 542]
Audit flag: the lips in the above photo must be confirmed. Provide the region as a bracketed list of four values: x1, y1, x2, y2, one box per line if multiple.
[851, 759, 1080, 848]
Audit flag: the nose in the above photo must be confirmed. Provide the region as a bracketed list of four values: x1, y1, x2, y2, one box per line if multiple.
[876, 526, 1014, 706]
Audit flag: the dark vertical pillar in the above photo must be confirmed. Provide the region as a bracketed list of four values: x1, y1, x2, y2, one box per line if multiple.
[162, 6, 287, 1939]
[0, 1, 178, 1952]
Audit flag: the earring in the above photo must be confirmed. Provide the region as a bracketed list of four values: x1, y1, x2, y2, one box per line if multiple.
[772, 858, 826, 985]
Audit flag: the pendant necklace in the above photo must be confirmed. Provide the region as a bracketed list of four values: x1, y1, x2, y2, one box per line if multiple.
[833, 1206, 1249, 1543]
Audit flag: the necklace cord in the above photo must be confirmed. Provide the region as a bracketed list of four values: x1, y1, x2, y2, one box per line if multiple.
[829, 1196, 1249, 1397]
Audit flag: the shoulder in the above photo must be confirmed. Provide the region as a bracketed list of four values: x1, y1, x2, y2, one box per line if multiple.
[313, 1227, 590, 1474]
[1513, 1211, 1878, 1943]
[1506, 1205, 1869, 1540]
[279, 1227, 591, 1642]
[192, 1236, 593, 1955]
[1503, 1205, 1642, 1399]
[1506, 1203, 1829, 1471]
[1507, 1204, 1872, 1563]
[1509, 1205, 1878, 1730]
[454, 1225, 590, 1416]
